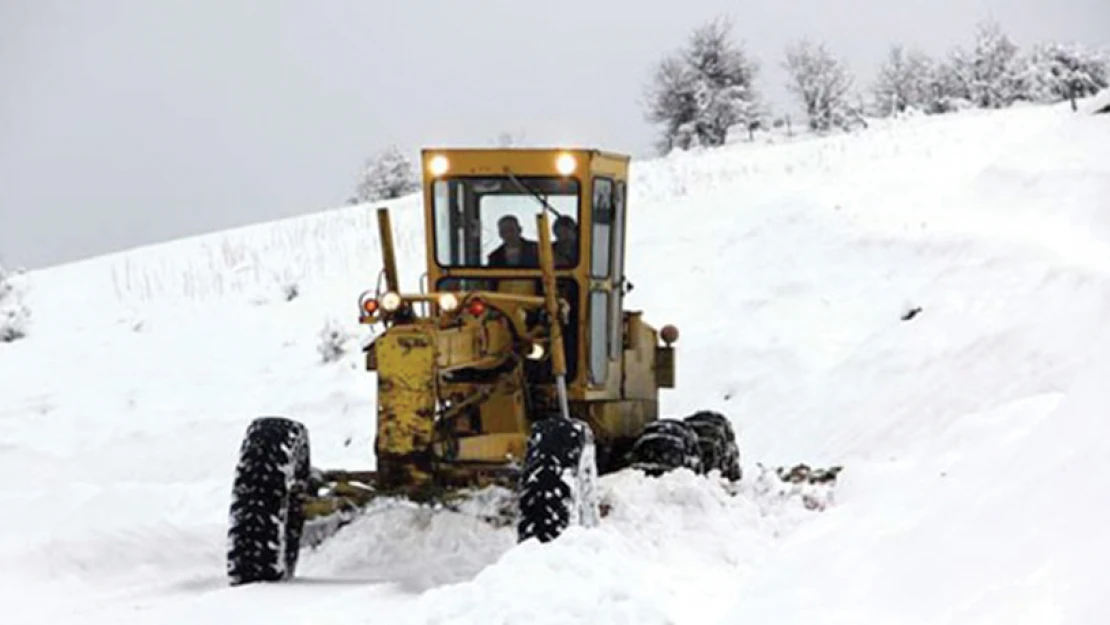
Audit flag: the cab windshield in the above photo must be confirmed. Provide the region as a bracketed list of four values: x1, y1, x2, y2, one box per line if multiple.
[433, 177, 580, 269]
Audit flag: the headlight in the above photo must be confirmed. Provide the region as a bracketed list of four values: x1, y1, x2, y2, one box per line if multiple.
[527, 342, 546, 360]
[380, 291, 402, 312]
[429, 155, 449, 177]
[438, 292, 460, 312]
[555, 153, 576, 176]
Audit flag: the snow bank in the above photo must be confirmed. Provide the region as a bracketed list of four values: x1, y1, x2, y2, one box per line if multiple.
[725, 351, 1110, 624]
[380, 469, 832, 625]
[1081, 88, 1110, 114]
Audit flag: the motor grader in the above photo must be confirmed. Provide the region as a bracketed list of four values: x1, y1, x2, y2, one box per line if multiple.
[225, 148, 742, 586]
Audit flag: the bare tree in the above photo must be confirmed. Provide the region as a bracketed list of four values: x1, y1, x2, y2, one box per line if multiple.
[920, 57, 973, 114]
[960, 20, 1024, 108]
[353, 145, 418, 203]
[872, 45, 934, 116]
[645, 17, 762, 153]
[645, 56, 699, 152]
[783, 39, 857, 131]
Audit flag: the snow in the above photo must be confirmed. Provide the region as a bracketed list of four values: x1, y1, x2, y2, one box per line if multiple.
[2, 95, 1109, 624]
[733, 365, 1110, 624]
[1082, 87, 1110, 113]
[0, 266, 31, 342]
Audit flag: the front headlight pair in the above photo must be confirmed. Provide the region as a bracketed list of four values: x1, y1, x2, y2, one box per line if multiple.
[371, 292, 458, 313]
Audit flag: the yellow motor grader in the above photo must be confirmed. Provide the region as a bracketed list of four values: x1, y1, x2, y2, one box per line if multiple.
[225, 148, 742, 585]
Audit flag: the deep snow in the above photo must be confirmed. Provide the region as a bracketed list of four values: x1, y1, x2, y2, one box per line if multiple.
[2, 95, 1109, 624]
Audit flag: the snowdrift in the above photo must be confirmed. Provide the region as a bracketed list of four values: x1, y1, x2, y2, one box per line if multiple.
[2, 95, 1109, 624]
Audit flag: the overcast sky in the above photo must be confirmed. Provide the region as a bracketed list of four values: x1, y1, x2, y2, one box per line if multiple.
[2, 0, 1107, 269]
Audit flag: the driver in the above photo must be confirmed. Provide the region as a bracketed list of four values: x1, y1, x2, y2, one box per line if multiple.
[487, 215, 539, 267]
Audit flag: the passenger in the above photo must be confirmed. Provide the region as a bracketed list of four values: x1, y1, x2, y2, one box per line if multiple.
[552, 215, 578, 267]
[487, 215, 539, 267]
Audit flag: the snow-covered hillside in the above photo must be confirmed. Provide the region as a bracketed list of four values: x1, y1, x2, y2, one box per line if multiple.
[2, 96, 1109, 624]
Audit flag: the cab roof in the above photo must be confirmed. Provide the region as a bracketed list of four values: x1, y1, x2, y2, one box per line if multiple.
[420, 148, 629, 179]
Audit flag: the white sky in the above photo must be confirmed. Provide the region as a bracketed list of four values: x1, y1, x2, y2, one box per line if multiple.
[2, 0, 1107, 269]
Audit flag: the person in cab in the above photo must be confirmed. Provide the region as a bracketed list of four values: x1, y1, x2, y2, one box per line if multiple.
[487, 215, 540, 296]
[552, 215, 578, 268]
[487, 215, 539, 267]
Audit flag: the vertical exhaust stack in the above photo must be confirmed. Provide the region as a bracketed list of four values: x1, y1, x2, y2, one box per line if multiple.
[377, 207, 400, 294]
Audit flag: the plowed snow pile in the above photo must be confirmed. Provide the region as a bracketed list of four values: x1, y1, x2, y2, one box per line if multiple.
[2, 94, 1109, 624]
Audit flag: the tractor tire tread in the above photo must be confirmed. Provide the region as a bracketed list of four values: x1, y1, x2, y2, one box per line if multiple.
[227, 416, 310, 586]
[626, 418, 703, 476]
[517, 417, 593, 543]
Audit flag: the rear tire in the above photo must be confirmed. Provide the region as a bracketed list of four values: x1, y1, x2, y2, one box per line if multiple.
[227, 417, 311, 586]
[626, 418, 702, 476]
[683, 411, 742, 481]
[517, 417, 600, 543]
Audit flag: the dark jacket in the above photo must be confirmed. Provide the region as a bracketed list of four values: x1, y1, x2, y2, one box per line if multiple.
[487, 240, 540, 267]
[553, 238, 578, 267]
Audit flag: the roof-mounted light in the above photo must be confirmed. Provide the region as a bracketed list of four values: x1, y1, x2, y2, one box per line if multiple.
[555, 153, 576, 176]
[429, 155, 449, 177]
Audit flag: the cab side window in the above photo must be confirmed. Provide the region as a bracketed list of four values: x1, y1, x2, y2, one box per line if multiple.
[609, 181, 626, 360]
[589, 178, 615, 384]
[591, 179, 613, 279]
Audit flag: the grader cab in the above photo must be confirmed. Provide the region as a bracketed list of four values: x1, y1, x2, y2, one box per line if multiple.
[225, 148, 742, 586]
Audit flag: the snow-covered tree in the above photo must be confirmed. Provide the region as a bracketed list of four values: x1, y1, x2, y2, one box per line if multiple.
[1023, 42, 1109, 107]
[921, 58, 974, 114]
[645, 56, 699, 152]
[871, 45, 935, 116]
[645, 18, 762, 153]
[353, 145, 418, 203]
[0, 266, 11, 302]
[958, 20, 1024, 108]
[783, 39, 857, 131]
[0, 264, 30, 343]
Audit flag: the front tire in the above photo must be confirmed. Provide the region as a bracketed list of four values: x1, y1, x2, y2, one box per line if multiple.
[227, 417, 311, 586]
[517, 417, 600, 543]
